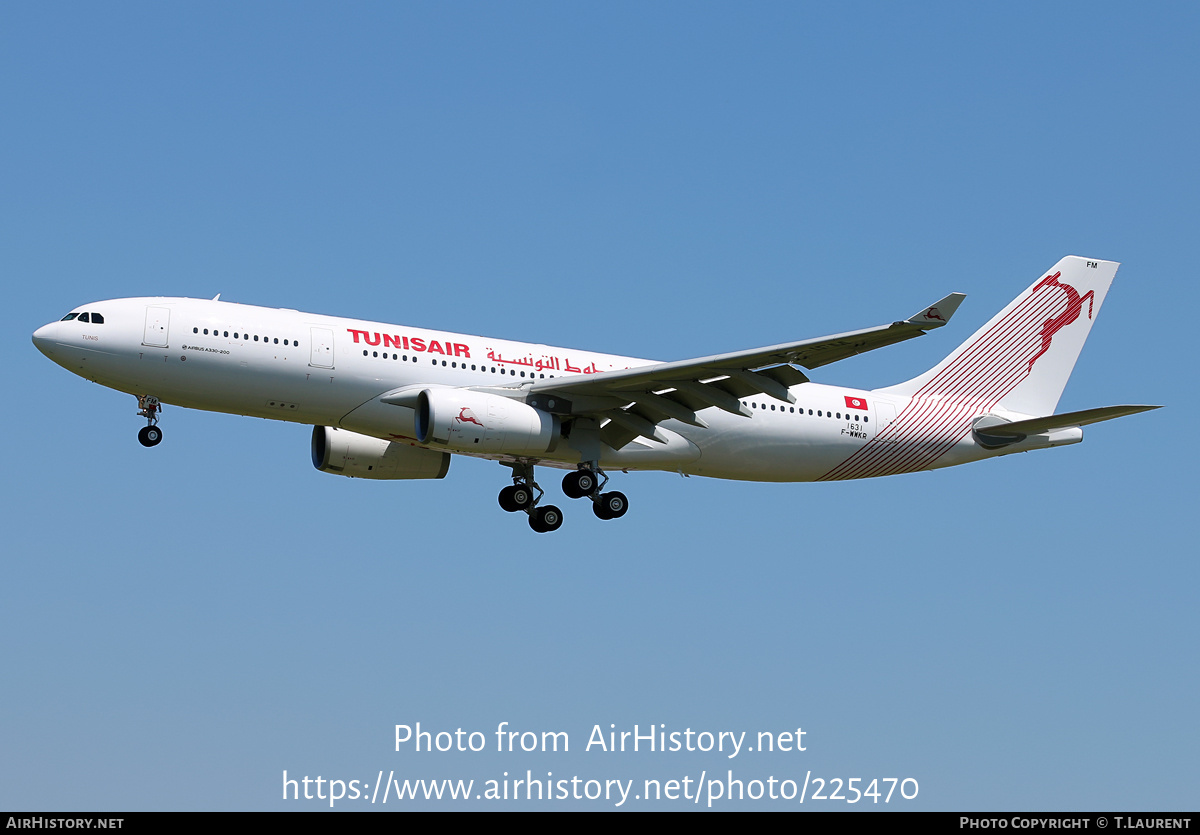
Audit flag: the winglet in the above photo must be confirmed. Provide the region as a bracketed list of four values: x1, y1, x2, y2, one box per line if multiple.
[905, 292, 965, 329]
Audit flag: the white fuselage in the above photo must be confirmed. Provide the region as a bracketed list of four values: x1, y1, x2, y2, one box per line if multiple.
[32, 296, 1067, 482]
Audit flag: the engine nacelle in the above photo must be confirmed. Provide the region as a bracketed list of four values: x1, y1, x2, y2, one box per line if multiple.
[415, 388, 559, 455]
[311, 426, 450, 480]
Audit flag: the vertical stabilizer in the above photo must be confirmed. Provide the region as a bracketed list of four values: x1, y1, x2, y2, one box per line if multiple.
[876, 256, 1118, 417]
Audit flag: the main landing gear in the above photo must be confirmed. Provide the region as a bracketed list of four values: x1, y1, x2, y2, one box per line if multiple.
[563, 465, 628, 521]
[136, 395, 163, 447]
[498, 462, 563, 533]
[497, 462, 630, 533]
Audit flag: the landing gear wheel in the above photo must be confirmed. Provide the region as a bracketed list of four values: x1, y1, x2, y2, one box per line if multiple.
[529, 505, 564, 533]
[498, 484, 534, 513]
[592, 491, 628, 520]
[562, 469, 598, 499]
[138, 425, 163, 447]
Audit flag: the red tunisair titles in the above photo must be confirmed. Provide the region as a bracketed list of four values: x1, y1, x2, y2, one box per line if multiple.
[347, 328, 471, 358]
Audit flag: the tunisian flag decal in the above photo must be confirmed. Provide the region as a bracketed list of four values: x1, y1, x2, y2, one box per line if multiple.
[844, 395, 868, 410]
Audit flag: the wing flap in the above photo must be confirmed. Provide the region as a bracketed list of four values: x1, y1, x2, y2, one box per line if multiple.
[600, 420, 640, 450]
[625, 392, 708, 427]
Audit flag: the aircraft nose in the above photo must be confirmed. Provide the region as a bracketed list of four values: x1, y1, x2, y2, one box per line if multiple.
[32, 322, 58, 356]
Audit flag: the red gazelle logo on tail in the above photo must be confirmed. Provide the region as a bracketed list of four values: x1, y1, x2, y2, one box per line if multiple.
[1027, 271, 1095, 370]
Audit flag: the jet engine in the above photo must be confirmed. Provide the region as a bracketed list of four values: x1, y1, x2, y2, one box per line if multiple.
[415, 388, 560, 455]
[311, 426, 450, 480]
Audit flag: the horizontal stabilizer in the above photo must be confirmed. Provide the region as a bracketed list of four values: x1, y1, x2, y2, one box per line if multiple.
[975, 404, 1161, 439]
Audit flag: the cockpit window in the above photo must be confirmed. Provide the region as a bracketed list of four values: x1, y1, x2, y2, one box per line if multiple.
[91, 313, 104, 324]
[61, 313, 79, 321]
[77, 312, 90, 323]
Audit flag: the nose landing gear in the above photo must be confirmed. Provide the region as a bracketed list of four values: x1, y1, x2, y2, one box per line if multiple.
[136, 395, 163, 447]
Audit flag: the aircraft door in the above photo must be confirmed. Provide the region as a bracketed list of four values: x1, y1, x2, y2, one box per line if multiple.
[143, 306, 170, 347]
[310, 327, 334, 368]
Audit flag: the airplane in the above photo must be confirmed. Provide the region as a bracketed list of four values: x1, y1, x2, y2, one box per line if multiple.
[31, 255, 1158, 532]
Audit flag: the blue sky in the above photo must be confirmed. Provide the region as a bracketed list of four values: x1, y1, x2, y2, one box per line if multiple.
[3, 2, 1196, 810]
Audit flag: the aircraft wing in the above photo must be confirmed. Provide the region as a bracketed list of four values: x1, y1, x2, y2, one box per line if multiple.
[526, 292, 966, 449]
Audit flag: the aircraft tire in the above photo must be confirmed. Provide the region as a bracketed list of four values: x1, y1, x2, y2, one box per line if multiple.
[530, 505, 563, 533]
[562, 470, 596, 499]
[594, 491, 627, 520]
[138, 426, 162, 447]
[499, 485, 535, 512]
[512, 485, 534, 509]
